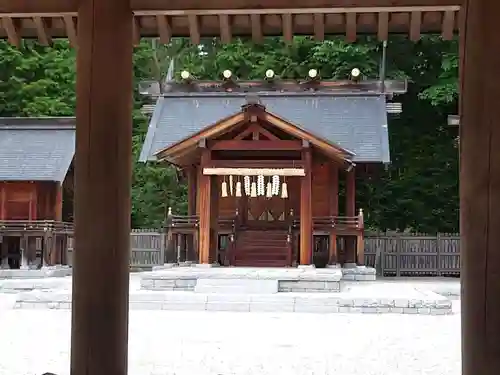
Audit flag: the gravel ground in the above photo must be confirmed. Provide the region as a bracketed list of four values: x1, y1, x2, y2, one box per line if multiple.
[0, 302, 461, 375]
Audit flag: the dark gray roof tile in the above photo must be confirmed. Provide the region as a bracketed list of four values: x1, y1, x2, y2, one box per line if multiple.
[139, 93, 390, 163]
[0, 117, 75, 182]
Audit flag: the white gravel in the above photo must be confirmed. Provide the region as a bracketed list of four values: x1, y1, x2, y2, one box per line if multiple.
[0, 303, 461, 375]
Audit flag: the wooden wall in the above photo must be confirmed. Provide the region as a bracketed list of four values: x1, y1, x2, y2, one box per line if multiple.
[0, 181, 63, 221]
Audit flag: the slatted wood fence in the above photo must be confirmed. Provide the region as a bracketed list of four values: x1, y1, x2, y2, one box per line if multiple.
[67, 230, 461, 275]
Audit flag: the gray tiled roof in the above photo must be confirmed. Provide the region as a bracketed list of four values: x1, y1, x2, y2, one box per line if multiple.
[0, 117, 75, 182]
[139, 92, 390, 163]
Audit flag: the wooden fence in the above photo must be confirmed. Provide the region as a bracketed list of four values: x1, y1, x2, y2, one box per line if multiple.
[67, 230, 461, 276]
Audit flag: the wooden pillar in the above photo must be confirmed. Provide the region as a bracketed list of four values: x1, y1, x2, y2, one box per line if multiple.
[71, 1, 133, 375]
[55, 183, 63, 221]
[345, 168, 356, 264]
[187, 167, 197, 216]
[328, 164, 339, 264]
[461, 0, 500, 374]
[299, 147, 312, 265]
[186, 167, 196, 261]
[210, 176, 219, 264]
[198, 149, 211, 264]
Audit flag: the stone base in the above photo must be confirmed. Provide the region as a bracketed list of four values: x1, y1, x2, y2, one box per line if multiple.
[0, 266, 72, 279]
[13, 290, 453, 315]
[342, 265, 376, 281]
[141, 266, 343, 293]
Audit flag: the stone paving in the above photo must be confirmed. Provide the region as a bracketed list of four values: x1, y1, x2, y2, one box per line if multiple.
[0, 304, 461, 375]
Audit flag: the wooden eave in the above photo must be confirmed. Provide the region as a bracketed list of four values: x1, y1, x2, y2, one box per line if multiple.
[154, 111, 247, 162]
[0, 0, 461, 46]
[154, 105, 354, 167]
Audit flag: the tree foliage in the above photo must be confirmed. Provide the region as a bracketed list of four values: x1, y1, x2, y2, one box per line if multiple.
[0, 35, 459, 233]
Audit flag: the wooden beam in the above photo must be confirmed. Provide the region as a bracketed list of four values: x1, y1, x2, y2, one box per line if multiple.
[210, 140, 302, 151]
[313, 13, 325, 41]
[234, 123, 280, 141]
[345, 169, 356, 216]
[441, 10, 455, 40]
[250, 14, 263, 43]
[461, 0, 500, 374]
[300, 148, 313, 265]
[203, 167, 305, 176]
[62, 15, 77, 47]
[71, 2, 133, 375]
[156, 15, 171, 44]
[131, 1, 462, 13]
[0, 1, 463, 16]
[209, 159, 303, 169]
[377, 11, 389, 40]
[188, 14, 200, 45]
[409, 11, 422, 41]
[55, 183, 63, 221]
[33, 16, 51, 45]
[219, 14, 232, 43]
[328, 164, 339, 265]
[282, 13, 293, 44]
[345, 12, 357, 42]
[2, 17, 20, 46]
[132, 17, 141, 46]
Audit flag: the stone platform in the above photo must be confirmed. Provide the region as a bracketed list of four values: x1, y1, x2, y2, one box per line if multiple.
[11, 281, 453, 315]
[0, 266, 72, 280]
[141, 265, 344, 293]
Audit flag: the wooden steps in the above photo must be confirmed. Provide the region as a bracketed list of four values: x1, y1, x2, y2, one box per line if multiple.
[232, 230, 289, 267]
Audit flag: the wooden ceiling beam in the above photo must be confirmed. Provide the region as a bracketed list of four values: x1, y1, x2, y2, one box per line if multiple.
[313, 13, 325, 41]
[345, 12, 357, 42]
[131, 0, 462, 14]
[377, 11, 389, 40]
[441, 10, 455, 40]
[0, 0, 462, 17]
[33, 16, 51, 46]
[250, 14, 263, 43]
[409, 11, 422, 41]
[1, 17, 20, 47]
[282, 14, 293, 44]
[156, 15, 172, 44]
[62, 15, 77, 47]
[219, 14, 232, 43]
[132, 17, 141, 47]
[188, 14, 200, 44]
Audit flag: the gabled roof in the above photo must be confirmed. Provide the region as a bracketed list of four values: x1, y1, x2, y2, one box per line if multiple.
[0, 117, 75, 182]
[154, 106, 355, 165]
[139, 92, 390, 163]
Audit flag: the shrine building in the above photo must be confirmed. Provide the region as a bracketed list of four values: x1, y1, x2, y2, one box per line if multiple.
[140, 72, 405, 267]
[0, 117, 75, 269]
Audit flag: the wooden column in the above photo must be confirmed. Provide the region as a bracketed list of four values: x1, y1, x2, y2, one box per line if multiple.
[186, 167, 197, 261]
[71, 1, 133, 375]
[198, 149, 211, 264]
[328, 164, 339, 264]
[345, 168, 356, 264]
[55, 183, 63, 221]
[345, 169, 356, 216]
[299, 147, 312, 265]
[461, 0, 500, 374]
[210, 176, 219, 263]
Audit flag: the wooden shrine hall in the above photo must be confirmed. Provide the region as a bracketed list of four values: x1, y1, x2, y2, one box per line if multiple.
[140, 81, 403, 267]
[3, 1, 499, 375]
[0, 117, 75, 268]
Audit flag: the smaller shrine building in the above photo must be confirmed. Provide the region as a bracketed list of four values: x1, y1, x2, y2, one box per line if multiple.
[0, 117, 75, 269]
[140, 79, 402, 267]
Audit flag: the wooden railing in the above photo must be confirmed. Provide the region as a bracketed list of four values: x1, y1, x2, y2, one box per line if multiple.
[0, 220, 74, 233]
[291, 211, 364, 231]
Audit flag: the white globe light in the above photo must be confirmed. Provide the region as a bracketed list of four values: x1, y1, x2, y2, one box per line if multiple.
[308, 69, 318, 78]
[351, 68, 361, 77]
[180, 70, 190, 80]
[223, 70, 232, 79]
[265, 69, 275, 79]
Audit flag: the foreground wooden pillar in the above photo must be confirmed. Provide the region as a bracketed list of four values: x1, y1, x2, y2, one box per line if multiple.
[70, 1, 133, 375]
[461, 0, 500, 374]
[299, 147, 312, 265]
